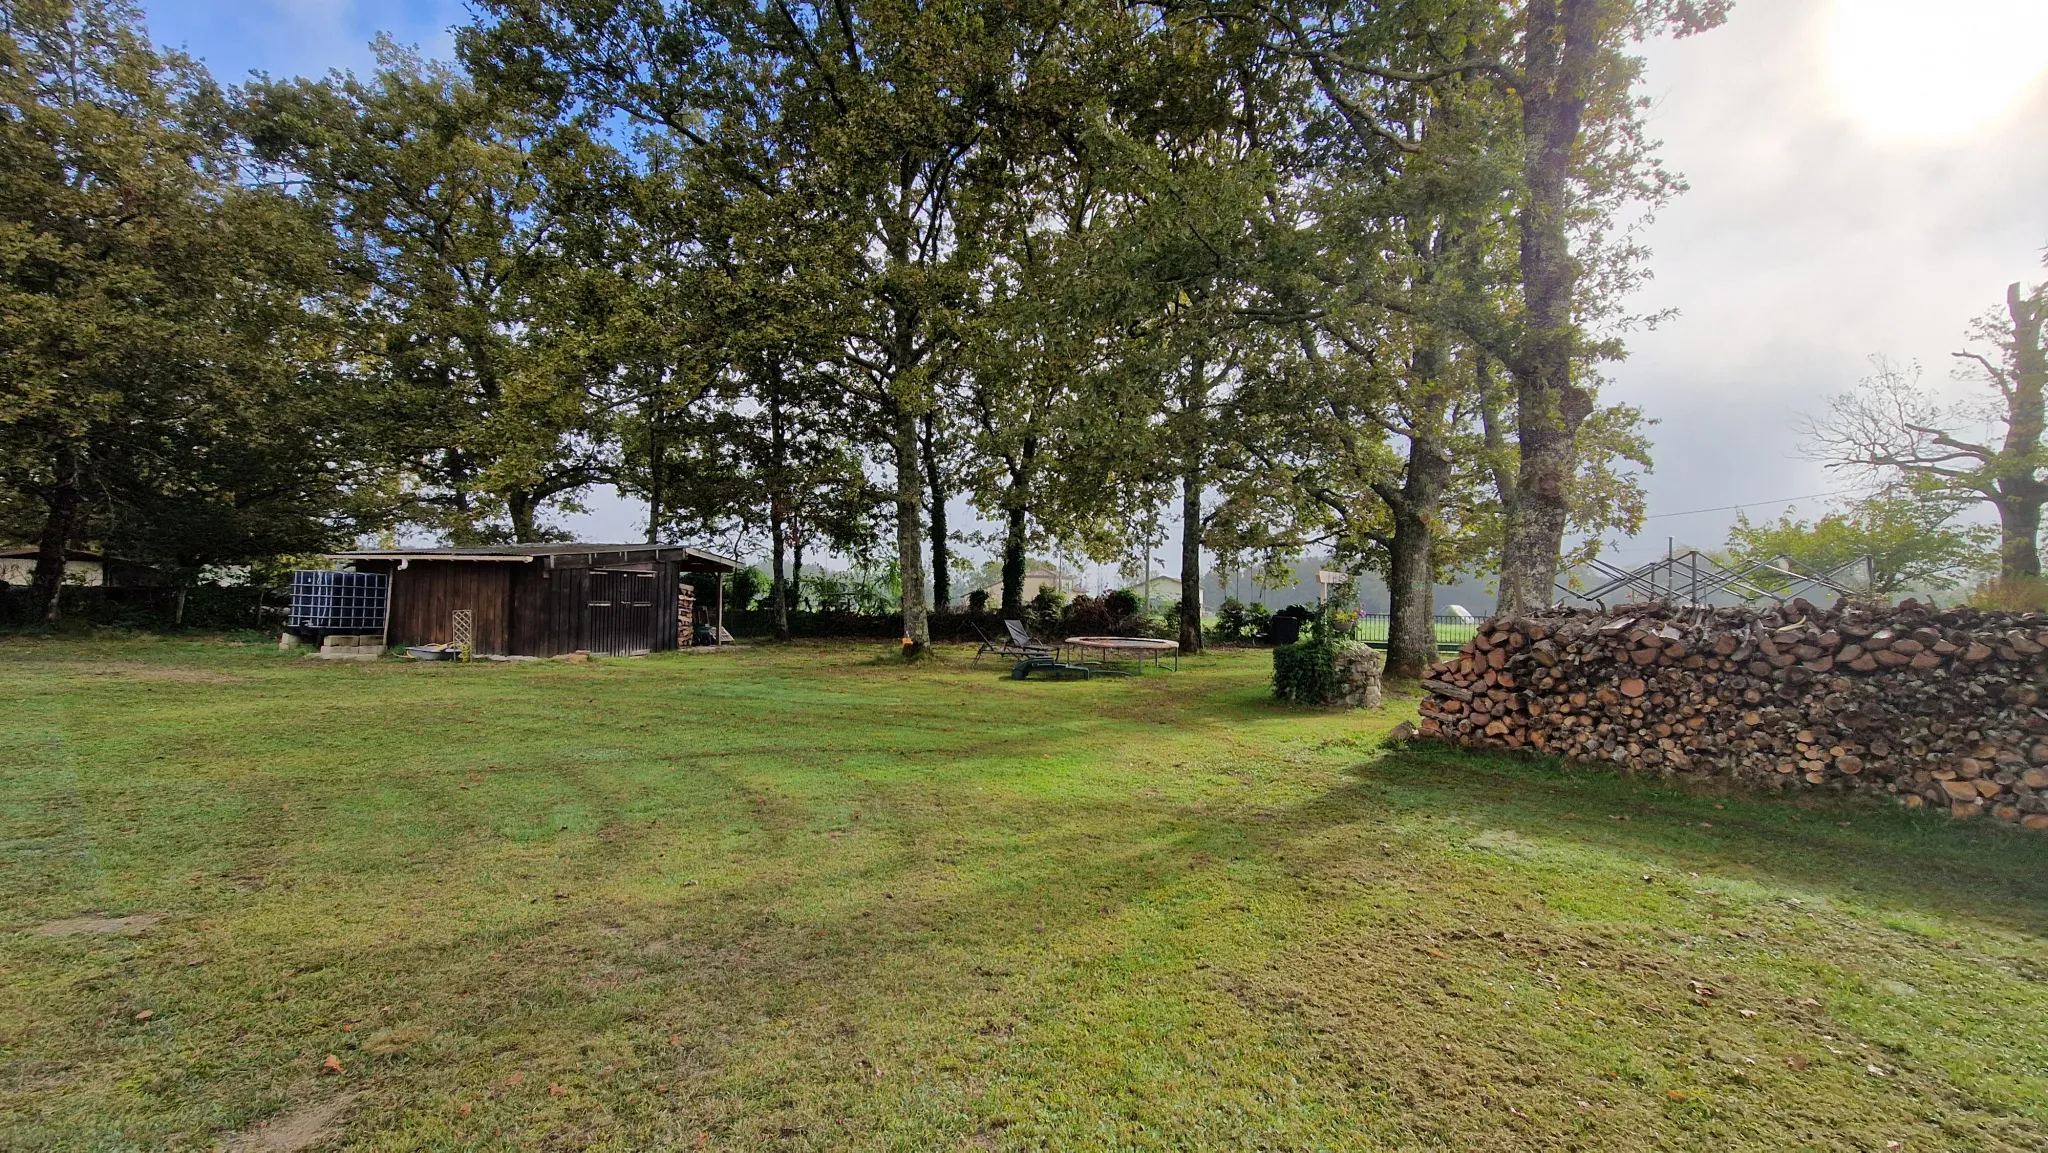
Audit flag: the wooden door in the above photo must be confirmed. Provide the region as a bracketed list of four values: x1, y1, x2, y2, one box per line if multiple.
[586, 570, 658, 655]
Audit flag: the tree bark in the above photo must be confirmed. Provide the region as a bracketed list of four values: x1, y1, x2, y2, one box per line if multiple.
[1994, 498, 2042, 582]
[1993, 282, 2047, 580]
[923, 412, 950, 610]
[893, 407, 930, 656]
[32, 447, 81, 623]
[1498, 0, 1600, 614]
[508, 492, 541, 544]
[1176, 357, 1212, 655]
[769, 491, 792, 641]
[1178, 463, 1204, 655]
[1383, 433, 1452, 680]
[767, 374, 792, 640]
[999, 438, 1036, 618]
[645, 391, 664, 543]
[791, 524, 805, 613]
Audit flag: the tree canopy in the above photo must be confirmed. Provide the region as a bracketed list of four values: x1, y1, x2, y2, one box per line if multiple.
[2, 0, 1749, 643]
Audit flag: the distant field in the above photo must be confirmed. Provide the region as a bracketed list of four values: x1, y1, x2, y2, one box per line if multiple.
[2, 636, 2044, 1150]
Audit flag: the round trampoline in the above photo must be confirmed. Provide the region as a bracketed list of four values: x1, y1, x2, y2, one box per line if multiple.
[1062, 635, 1180, 672]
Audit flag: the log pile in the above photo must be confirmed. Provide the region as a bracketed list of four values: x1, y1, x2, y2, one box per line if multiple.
[1417, 599, 2048, 829]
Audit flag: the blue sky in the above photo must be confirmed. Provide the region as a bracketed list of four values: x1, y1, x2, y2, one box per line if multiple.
[142, 1, 467, 83]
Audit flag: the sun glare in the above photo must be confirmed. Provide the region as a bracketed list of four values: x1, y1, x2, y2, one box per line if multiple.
[1826, 0, 2048, 140]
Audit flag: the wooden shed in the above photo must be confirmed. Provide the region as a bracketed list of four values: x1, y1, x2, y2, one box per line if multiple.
[327, 543, 737, 658]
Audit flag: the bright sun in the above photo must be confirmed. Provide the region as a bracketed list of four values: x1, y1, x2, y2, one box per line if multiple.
[1826, 0, 2048, 140]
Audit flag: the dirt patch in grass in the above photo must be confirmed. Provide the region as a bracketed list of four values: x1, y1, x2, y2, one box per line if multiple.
[220, 1093, 356, 1152]
[33, 913, 160, 936]
[68, 661, 245, 684]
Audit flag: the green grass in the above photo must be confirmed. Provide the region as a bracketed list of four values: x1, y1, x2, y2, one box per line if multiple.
[2, 635, 2046, 1151]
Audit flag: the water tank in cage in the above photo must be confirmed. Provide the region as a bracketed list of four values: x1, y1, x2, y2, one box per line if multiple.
[288, 569, 389, 634]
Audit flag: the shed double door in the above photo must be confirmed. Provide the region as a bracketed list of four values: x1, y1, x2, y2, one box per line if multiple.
[586, 570, 658, 655]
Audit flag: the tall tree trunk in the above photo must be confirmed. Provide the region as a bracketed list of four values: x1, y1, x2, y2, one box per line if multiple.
[1176, 358, 1210, 654]
[999, 438, 1035, 618]
[1001, 506, 1027, 619]
[769, 492, 792, 642]
[1994, 282, 2047, 580]
[1995, 499, 2042, 583]
[645, 392, 664, 543]
[791, 524, 805, 613]
[1178, 464, 1204, 655]
[1382, 434, 1453, 680]
[32, 447, 81, 623]
[767, 374, 792, 639]
[892, 408, 930, 656]
[923, 413, 950, 609]
[1498, 0, 1600, 615]
[509, 493, 540, 543]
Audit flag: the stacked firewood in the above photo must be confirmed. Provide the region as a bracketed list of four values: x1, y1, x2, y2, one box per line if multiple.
[1417, 599, 2048, 830]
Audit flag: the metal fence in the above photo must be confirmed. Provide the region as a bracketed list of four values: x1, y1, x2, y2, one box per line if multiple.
[1352, 613, 1480, 651]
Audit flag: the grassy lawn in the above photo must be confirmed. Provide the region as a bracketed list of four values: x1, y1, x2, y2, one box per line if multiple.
[2, 636, 2046, 1151]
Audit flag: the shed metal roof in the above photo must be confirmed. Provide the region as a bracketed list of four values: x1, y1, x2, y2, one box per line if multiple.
[326, 543, 739, 571]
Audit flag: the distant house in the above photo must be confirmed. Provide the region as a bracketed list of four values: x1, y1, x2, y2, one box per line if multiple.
[0, 548, 159, 588]
[1132, 575, 1198, 609]
[972, 566, 1077, 605]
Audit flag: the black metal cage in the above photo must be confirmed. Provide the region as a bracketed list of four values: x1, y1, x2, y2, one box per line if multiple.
[287, 569, 389, 634]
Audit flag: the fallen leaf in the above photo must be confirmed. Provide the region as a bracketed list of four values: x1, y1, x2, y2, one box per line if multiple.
[1426, 948, 1446, 959]
[1739, 1009, 1756, 1018]
[341, 1023, 355, 1032]
[1666, 1090, 1689, 1101]
[133, 1009, 154, 1021]
[321, 1054, 343, 1075]
[669, 1034, 682, 1046]
[488, 952, 502, 960]
[1866, 1064, 1888, 1077]
[1787, 1055, 1809, 1070]
[1797, 998, 1820, 1007]
[458, 1103, 471, 1117]
[549, 1083, 565, 1096]
[505, 1072, 525, 1086]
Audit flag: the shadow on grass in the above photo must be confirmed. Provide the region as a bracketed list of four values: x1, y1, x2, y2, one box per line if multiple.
[1322, 743, 2048, 937]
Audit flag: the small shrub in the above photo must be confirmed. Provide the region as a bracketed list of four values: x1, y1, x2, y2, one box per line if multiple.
[1970, 576, 2048, 612]
[729, 567, 764, 610]
[1213, 596, 1265, 643]
[1103, 588, 1140, 618]
[1273, 636, 1341, 704]
[967, 588, 990, 614]
[1025, 586, 1067, 638]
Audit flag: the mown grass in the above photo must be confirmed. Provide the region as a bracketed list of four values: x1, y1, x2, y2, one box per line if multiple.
[1, 634, 2045, 1151]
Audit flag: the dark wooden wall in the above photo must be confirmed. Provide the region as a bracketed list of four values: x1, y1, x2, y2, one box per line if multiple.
[356, 558, 686, 657]
[356, 560, 513, 653]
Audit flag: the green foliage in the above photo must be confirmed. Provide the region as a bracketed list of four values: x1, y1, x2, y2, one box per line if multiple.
[1724, 487, 1997, 596]
[1273, 636, 1344, 705]
[0, 0, 383, 590]
[728, 567, 765, 612]
[1212, 596, 1274, 644]
[1970, 577, 2048, 613]
[243, 40, 617, 543]
[1024, 585, 1067, 639]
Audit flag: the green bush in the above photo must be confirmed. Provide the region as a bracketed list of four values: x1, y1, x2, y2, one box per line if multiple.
[1025, 586, 1067, 638]
[1272, 636, 1341, 704]
[1212, 597, 1273, 643]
